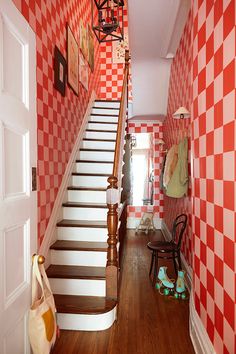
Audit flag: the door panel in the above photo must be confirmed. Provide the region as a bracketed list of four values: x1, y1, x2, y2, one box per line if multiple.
[0, 0, 37, 353]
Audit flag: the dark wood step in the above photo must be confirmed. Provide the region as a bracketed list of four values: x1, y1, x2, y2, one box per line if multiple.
[86, 129, 116, 133]
[67, 186, 106, 191]
[62, 202, 107, 208]
[83, 138, 116, 142]
[88, 121, 118, 125]
[50, 240, 107, 251]
[80, 148, 115, 152]
[92, 106, 119, 110]
[54, 294, 117, 315]
[57, 219, 107, 228]
[72, 172, 110, 177]
[46, 265, 106, 280]
[76, 160, 113, 164]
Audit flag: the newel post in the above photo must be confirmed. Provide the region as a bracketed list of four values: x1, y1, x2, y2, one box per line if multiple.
[106, 175, 119, 300]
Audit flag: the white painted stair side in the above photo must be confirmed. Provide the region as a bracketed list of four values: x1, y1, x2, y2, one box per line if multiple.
[78, 150, 114, 162]
[94, 101, 120, 109]
[57, 307, 117, 331]
[57, 226, 108, 242]
[74, 162, 113, 174]
[81, 140, 115, 150]
[51, 250, 107, 267]
[87, 122, 117, 131]
[62, 206, 107, 221]
[68, 190, 106, 204]
[91, 108, 119, 115]
[89, 115, 118, 123]
[72, 175, 108, 188]
[84, 131, 116, 140]
[50, 278, 106, 297]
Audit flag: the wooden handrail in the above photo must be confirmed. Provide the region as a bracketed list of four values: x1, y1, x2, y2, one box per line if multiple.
[106, 50, 130, 300]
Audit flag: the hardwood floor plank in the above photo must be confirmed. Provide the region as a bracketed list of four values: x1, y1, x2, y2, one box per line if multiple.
[52, 230, 194, 354]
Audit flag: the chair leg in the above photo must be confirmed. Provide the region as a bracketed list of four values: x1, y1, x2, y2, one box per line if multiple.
[177, 251, 182, 270]
[152, 251, 158, 287]
[173, 252, 178, 276]
[149, 252, 154, 276]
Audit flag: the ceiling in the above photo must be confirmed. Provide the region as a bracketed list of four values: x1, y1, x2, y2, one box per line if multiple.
[127, 0, 191, 121]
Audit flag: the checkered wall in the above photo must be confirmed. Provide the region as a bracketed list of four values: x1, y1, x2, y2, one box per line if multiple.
[163, 9, 193, 268]
[12, 0, 101, 245]
[165, 1, 236, 353]
[191, 1, 236, 353]
[127, 122, 164, 220]
[99, 3, 131, 100]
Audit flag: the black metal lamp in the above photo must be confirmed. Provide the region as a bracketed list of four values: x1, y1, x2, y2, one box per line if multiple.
[92, 0, 124, 43]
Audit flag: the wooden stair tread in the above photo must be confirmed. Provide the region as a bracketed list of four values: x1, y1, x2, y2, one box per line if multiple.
[83, 138, 116, 142]
[67, 186, 106, 191]
[62, 202, 107, 208]
[90, 113, 118, 117]
[50, 240, 107, 251]
[57, 219, 107, 228]
[88, 121, 117, 125]
[95, 99, 120, 103]
[72, 172, 110, 176]
[54, 294, 117, 315]
[47, 265, 106, 279]
[80, 148, 115, 152]
[76, 160, 113, 164]
[92, 106, 119, 110]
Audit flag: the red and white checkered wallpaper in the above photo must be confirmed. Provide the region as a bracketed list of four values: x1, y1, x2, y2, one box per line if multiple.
[165, 1, 236, 352]
[127, 122, 164, 220]
[99, 2, 131, 101]
[12, 0, 101, 245]
[163, 10, 193, 268]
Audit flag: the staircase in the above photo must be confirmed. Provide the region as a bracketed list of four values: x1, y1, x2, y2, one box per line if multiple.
[46, 100, 121, 331]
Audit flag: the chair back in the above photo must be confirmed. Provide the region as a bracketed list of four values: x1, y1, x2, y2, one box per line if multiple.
[171, 214, 187, 249]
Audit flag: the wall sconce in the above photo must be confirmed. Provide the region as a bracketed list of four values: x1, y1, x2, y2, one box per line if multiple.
[92, 0, 124, 43]
[173, 107, 190, 119]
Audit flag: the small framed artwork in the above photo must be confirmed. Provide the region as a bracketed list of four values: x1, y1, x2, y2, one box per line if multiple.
[79, 51, 88, 91]
[87, 25, 94, 72]
[54, 46, 66, 96]
[79, 20, 88, 61]
[67, 24, 79, 95]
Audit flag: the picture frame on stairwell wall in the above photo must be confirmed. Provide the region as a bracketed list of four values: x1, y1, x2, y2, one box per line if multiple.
[67, 24, 79, 95]
[54, 46, 67, 97]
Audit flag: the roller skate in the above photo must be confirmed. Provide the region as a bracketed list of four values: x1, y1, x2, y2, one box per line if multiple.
[174, 270, 187, 299]
[155, 266, 175, 295]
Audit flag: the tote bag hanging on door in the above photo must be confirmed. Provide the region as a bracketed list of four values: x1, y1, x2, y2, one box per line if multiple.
[28, 255, 57, 354]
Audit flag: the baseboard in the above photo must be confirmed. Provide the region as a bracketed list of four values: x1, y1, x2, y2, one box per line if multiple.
[189, 292, 215, 354]
[161, 220, 192, 292]
[39, 91, 96, 264]
[127, 216, 162, 230]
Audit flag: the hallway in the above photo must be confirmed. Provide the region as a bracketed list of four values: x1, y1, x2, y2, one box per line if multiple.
[52, 230, 194, 354]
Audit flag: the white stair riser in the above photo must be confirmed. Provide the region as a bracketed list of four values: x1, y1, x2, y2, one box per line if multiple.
[84, 131, 116, 140]
[51, 250, 107, 267]
[78, 150, 114, 162]
[75, 162, 112, 174]
[57, 227, 108, 242]
[91, 108, 119, 115]
[89, 115, 118, 123]
[49, 278, 105, 297]
[81, 140, 115, 150]
[68, 190, 106, 204]
[57, 307, 117, 331]
[63, 207, 107, 221]
[72, 175, 108, 188]
[87, 123, 117, 131]
[94, 101, 120, 109]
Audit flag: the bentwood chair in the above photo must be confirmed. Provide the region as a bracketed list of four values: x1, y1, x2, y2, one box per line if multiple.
[147, 214, 187, 286]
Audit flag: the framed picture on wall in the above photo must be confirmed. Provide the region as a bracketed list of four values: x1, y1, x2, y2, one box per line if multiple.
[79, 51, 88, 91]
[87, 25, 94, 72]
[67, 24, 79, 95]
[79, 20, 88, 61]
[54, 46, 66, 96]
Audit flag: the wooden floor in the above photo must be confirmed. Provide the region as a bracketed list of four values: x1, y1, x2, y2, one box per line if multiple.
[52, 230, 195, 354]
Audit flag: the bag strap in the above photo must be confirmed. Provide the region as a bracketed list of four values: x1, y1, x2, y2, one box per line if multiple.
[31, 255, 45, 304]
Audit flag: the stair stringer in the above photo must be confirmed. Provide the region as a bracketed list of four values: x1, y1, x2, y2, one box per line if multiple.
[39, 91, 96, 266]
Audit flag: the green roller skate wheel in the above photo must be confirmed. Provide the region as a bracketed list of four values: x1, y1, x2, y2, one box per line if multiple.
[181, 293, 186, 299]
[174, 292, 179, 299]
[155, 282, 161, 290]
[163, 288, 169, 296]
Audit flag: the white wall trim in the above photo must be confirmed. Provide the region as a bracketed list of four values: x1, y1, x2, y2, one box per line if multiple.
[39, 91, 96, 264]
[161, 220, 192, 292]
[127, 216, 162, 230]
[189, 292, 216, 354]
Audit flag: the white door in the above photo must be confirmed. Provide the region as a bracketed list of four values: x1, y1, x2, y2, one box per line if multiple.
[0, 0, 37, 353]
